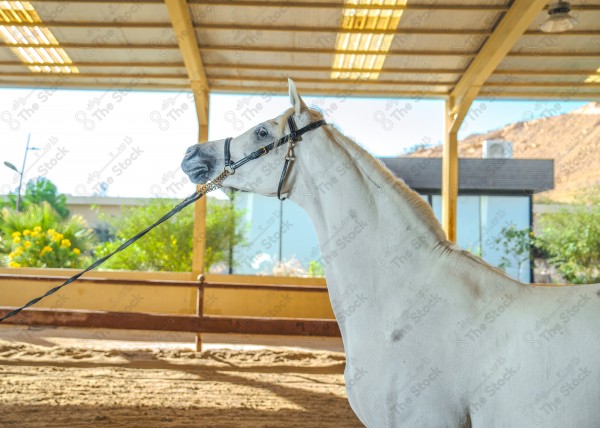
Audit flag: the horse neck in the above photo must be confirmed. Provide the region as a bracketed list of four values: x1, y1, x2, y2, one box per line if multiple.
[287, 126, 447, 295]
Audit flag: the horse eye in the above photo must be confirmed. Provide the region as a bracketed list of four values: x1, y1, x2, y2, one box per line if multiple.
[256, 127, 269, 138]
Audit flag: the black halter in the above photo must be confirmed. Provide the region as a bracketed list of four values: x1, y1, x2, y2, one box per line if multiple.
[224, 115, 326, 200]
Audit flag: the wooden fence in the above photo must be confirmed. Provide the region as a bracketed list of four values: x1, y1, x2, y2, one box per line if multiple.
[0, 273, 340, 351]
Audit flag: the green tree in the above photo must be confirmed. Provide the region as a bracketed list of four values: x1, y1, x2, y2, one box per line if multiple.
[0, 202, 95, 268]
[0, 177, 69, 218]
[94, 198, 248, 272]
[494, 225, 533, 278]
[535, 188, 600, 284]
[308, 260, 325, 277]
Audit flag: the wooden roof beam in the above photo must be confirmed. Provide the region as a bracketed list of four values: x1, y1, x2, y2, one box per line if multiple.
[449, 0, 549, 127]
[164, 0, 209, 125]
[443, 0, 547, 242]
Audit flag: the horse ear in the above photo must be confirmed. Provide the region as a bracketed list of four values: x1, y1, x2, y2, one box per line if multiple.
[288, 78, 307, 116]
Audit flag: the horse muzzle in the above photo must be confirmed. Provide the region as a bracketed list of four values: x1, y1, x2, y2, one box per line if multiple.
[181, 144, 217, 184]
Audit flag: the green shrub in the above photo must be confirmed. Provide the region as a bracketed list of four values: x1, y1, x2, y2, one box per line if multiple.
[1, 203, 94, 268]
[535, 187, 600, 284]
[94, 198, 248, 272]
[308, 260, 325, 277]
[494, 225, 533, 276]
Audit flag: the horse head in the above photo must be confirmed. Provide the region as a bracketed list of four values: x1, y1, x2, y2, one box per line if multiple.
[181, 79, 326, 199]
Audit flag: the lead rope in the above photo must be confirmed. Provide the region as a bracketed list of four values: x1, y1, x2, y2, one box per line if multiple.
[1, 116, 327, 322]
[0, 169, 231, 322]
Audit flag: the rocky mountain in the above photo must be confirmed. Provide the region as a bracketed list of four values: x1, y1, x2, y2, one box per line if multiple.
[409, 102, 600, 202]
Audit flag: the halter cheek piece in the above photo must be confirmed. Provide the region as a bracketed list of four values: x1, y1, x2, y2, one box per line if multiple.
[223, 115, 326, 200]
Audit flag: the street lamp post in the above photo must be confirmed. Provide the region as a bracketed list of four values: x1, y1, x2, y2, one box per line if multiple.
[3, 133, 40, 212]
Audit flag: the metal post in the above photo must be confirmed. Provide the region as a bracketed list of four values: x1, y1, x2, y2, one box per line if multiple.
[195, 274, 205, 352]
[16, 133, 31, 212]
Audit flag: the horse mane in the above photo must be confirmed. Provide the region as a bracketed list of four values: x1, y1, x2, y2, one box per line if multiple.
[276, 107, 323, 135]
[279, 108, 442, 236]
[280, 106, 523, 284]
[317, 112, 448, 244]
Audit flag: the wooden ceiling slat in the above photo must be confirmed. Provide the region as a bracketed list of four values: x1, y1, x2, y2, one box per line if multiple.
[209, 76, 457, 86]
[0, 72, 188, 79]
[0, 61, 185, 68]
[187, 1, 600, 12]
[207, 75, 600, 88]
[2, 43, 597, 57]
[9, 21, 598, 37]
[204, 64, 600, 76]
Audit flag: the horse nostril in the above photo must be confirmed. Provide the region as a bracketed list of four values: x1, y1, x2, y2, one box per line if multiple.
[184, 145, 198, 159]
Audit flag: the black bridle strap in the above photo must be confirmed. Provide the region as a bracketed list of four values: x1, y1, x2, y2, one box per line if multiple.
[224, 117, 326, 172]
[277, 156, 292, 201]
[277, 116, 298, 200]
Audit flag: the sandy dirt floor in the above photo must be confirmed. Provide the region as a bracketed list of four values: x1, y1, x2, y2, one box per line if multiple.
[0, 326, 361, 427]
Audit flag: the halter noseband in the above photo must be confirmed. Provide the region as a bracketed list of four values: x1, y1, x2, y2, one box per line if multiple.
[223, 115, 326, 200]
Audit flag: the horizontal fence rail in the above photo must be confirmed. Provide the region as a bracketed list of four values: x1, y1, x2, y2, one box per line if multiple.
[0, 307, 341, 337]
[0, 274, 329, 292]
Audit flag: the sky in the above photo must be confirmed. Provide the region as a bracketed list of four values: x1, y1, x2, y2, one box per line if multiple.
[0, 86, 587, 199]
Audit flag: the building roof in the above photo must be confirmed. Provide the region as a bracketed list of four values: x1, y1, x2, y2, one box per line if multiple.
[1, 1, 599, 100]
[380, 157, 554, 193]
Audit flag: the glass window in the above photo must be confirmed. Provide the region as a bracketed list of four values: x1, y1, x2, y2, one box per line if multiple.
[281, 199, 321, 273]
[480, 195, 530, 282]
[432, 194, 480, 254]
[233, 192, 282, 274]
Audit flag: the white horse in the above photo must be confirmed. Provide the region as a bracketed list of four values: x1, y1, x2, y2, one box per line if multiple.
[181, 79, 600, 427]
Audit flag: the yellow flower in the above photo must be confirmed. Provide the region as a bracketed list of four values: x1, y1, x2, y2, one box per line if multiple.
[33, 226, 42, 232]
[72, 248, 81, 255]
[8, 261, 21, 268]
[53, 233, 64, 242]
[30, 230, 40, 238]
[23, 229, 31, 236]
[12, 236, 21, 244]
[60, 239, 71, 248]
[11, 231, 21, 239]
[40, 245, 53, 256]
[23, 241, 32, 248]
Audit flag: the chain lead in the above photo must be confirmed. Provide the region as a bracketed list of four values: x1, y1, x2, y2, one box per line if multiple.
[197, 169, 232, 196]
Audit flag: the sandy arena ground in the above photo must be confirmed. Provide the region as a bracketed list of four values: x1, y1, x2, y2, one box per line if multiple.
[0, 326, 361, 427]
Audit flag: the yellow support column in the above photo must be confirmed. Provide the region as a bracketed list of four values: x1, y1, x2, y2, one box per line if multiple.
[192, 123, 208, 352]
[442, 98, 459, 243]
[442, 88, 478, 242]
[164, 0, 211, 351]
[193, 124, 209, 277]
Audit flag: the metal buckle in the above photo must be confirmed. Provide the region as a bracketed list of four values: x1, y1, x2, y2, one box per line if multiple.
[285, 141, 295, 161]
[224, 164, 235, 175]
